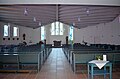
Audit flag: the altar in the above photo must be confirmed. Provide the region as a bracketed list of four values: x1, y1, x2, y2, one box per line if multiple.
[53, 40, 61, 47]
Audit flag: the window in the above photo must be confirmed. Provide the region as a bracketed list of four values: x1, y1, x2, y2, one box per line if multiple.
[69, 26, 74, 41]
[51, 23, 55, 35]
[13, 27, 19, 37]
[60, 23, 63, 35]
[41, 26, 45, 40]
[51, 22, 64, 35]
[4, 25, 10, 37]
[56, 22, 59, 35]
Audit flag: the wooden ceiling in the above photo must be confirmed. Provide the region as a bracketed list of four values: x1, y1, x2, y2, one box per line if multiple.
[0, 5, 120, 29]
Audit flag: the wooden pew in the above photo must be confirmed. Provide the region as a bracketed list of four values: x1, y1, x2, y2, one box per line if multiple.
[0, 52, 41, 72]
[71, 50, 120, 73]
[63, 44, 120, 73]
[0, 44, 52, 72]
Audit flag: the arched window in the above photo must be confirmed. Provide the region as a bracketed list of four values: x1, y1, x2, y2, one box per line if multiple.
[69, 26, 74, 41]
[13, 27, 19, 37]
[41, 26, 45, 40]
[3, 24, 10, 37]
[51, 22, 64, 35]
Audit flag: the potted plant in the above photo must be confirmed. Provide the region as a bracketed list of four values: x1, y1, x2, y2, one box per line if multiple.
[96, 55, 102, 60]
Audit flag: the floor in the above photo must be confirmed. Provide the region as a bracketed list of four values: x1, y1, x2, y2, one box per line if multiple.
[0, 48, 120, 79]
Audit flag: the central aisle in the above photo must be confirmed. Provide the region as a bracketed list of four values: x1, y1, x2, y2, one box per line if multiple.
[36, 48, 87, 79]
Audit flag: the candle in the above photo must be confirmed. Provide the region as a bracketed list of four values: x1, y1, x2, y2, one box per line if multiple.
[103, 55, 107, 61]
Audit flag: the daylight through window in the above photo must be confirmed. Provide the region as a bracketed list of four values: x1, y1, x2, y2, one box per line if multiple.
[41, 26, 45, 40]
[4, 25, 9, 37]
[69, 26, 73, 41]
[13, 27, 19, 37]
[51, 22, 64, 35]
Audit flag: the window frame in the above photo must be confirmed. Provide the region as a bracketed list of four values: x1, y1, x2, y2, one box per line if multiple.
[3, 24, 10, 37]
[13, 26, 19, 37]
[69, 26, 74, 41]
[51, 22, 64, 35]
[41, 26, 45, 41]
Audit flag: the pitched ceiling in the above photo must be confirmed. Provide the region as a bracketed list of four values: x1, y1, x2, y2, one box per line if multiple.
[0, 5, 120, 29]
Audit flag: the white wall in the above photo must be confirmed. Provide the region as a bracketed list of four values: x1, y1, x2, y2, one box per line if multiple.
[74, 15, 120, 45]
[32, 27, 41, 44]
[45, 23, 69, 44]
[0, 22, 40, 45]
[0, 21, 69, 45]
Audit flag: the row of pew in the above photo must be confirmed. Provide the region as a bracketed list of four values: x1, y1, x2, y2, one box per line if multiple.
[63, 43, 120, 73]
[90, 44, 120, 50]
[0, 44, 52, 72]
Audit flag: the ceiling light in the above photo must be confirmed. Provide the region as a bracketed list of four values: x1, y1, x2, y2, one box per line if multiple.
[86, 10, 89, 14]
[24, 8, 28, 16]
[73, 22, 75, 26]
[39, 22, 41, 26]
[33, 17, 36, 22]
[78, 17, 81, 22]
[86, 8, 90, 15]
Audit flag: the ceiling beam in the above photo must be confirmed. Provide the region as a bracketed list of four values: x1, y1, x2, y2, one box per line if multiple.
[59, 14, 119, 20]
[59, 7, 119, 14]
[65, 19, 112, 22]
[59, 11, 120, 17]
[0, 12, 56, 17]
[0, 16, 56, 21]
[59, 16, 115, 21]
[56, 4, 59, 21]
[0, 6, 56, 12]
